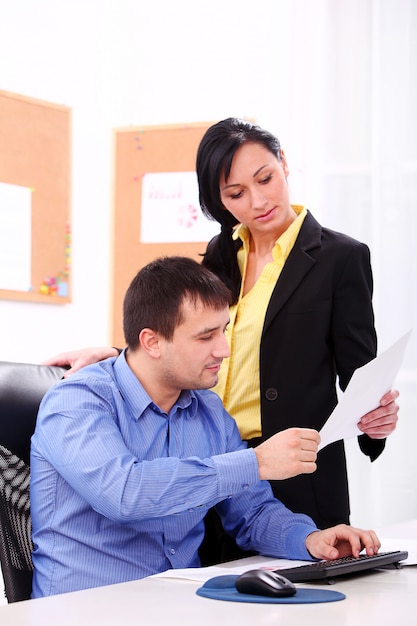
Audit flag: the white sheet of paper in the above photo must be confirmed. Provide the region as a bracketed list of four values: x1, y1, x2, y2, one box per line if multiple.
[318, 330, 412, 451]
[151, 557, 310, 582]
[378, 538, 417, 565]
[0, 181, 32, 291]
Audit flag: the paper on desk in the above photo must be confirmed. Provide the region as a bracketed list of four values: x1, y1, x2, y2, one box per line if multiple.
[318, 330, 412, 451]
[151, 557, 309, 582]
[378, 538, 417, 565]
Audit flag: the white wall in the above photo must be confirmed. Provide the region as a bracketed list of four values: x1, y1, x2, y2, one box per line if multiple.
[0, 0, 296, 363]
[0, 0, 416, 531]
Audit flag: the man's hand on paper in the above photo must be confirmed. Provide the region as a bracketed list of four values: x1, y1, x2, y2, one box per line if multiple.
[254, 427, 320, 480]
[357, 389, 400, 439]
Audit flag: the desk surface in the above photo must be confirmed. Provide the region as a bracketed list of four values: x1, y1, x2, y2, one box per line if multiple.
[1, 518, 416, 626]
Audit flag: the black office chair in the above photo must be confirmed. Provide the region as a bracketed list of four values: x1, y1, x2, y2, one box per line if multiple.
[0, 360, 67, 603]
[0, 444, 33, 603]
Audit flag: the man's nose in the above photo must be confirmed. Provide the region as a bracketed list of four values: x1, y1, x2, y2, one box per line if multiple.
[213, 334, 230, 359]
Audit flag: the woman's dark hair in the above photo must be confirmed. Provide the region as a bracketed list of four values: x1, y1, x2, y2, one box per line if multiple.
[196, 118, 282, 303]
[123, 256, 232, 350]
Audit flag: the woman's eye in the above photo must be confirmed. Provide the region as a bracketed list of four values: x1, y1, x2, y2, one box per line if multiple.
[260, 174, 272, 184]
[230, 190, 243, 200]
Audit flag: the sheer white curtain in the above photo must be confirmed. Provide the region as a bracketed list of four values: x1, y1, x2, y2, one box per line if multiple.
[284, 0, 417, 527]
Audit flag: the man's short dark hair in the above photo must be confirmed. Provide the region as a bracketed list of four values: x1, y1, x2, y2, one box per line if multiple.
[123, 256, 232, 349]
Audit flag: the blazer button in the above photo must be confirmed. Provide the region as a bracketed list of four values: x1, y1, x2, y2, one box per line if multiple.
[265, 388, 278, 401]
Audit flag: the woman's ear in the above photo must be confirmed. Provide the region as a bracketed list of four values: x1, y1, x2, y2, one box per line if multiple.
[280, 149, 290, 178]
[139, 328, 161, 358]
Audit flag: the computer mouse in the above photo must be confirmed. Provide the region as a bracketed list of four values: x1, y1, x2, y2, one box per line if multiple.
[235, 569, 297, 597]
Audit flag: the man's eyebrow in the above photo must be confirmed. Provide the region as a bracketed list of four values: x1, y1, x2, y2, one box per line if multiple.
[194, 325, 219, 337]
[193, 317, 230, 338]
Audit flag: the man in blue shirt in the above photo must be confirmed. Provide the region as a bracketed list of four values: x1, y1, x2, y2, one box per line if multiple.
[30, 256, 380, 597]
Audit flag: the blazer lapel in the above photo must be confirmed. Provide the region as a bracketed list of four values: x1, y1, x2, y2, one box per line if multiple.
[263, 211, 323, 333]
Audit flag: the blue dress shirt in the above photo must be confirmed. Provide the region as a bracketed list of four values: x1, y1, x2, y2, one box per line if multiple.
[30, 352, 317, 597]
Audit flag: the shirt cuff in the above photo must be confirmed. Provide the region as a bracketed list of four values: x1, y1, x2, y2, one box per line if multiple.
[211, 448, 259, 499]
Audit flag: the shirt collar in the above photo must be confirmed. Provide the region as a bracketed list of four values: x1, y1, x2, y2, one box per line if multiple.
[113, 350, 198, 420]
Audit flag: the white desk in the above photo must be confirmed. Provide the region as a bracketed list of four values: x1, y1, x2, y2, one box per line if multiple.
[1, 519, 416, 626]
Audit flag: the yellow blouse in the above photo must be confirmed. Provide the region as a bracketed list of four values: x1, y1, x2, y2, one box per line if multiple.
[212, 205, 307, 440]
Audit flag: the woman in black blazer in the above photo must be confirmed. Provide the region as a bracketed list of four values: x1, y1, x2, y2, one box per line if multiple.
[197, 118, 399, 539]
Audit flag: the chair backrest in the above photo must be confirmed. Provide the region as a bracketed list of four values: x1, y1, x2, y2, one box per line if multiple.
[0, 360, 67, 602]
[0, 361, 67, 465]
[0, 444, 33, 603]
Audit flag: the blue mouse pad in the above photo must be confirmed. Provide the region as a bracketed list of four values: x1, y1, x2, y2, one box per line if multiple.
[196, 575, 346, 604]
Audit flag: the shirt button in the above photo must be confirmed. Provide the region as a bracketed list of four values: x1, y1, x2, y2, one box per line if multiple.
[265, 388, 278, 401]
[170, 548, 176, 555]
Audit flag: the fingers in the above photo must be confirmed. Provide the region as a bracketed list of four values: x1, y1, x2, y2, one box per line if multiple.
[299, 428, 321, 446]
[41, 347, 117, 377]
[41, 355, 74, 377]
[359, 418, 398, 438]
[298, 429, 320, 470]
[358, 405, 399, 438]
[360, 389, 400, 422]
[255, 428, 320, 480]
[380, 389, 400, 405]
[305, 525, 381, 561]
[358, 390, 399, 438]
[362, 529, 381, 555]
[41, 354, 68, 366]
[333, 527, 381, 559]
[285, 428, 320, 472]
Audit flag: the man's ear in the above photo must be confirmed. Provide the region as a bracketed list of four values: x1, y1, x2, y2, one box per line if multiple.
[139, 328, 161, 358]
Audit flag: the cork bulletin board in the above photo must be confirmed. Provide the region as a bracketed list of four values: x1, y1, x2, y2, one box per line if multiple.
[0, 90, 71, 303]
[111, 121, 219, 347]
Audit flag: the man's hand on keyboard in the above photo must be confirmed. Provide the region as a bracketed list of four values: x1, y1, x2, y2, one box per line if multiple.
[305, 524, 381, 561]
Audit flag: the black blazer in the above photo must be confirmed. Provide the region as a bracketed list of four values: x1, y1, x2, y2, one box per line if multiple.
[257, 211, 385, 527]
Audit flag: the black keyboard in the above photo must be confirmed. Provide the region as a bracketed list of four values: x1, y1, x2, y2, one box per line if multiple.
[275, 550, 408, 582]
